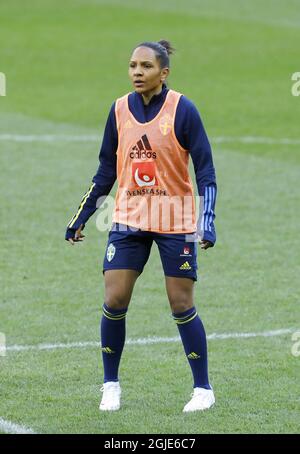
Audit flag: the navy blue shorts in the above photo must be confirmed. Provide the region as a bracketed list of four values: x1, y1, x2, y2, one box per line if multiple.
[103, 223, 198, 281]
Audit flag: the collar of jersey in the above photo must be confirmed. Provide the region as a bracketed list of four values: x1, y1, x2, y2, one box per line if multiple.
[134, 83, 168, 107]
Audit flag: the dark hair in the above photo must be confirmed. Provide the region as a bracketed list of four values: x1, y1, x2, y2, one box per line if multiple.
[134, 40, 175, 69]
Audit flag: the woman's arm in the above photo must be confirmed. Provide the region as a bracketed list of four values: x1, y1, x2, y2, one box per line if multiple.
[175, 96, 217, 247]
[65, 103, 118, 243]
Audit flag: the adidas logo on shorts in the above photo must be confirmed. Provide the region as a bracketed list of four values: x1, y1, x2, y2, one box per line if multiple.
[179, 261, 192, 270]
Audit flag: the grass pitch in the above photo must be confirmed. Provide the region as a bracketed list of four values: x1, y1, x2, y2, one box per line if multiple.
[0, 0, 299, 434]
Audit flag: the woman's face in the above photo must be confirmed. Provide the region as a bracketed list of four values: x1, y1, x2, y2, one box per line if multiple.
[129, 46, 169, 94]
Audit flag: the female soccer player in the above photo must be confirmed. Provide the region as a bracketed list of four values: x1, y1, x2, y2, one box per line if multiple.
[66, 40, 217, 413]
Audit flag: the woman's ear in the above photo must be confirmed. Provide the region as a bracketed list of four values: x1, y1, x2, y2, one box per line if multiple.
[161, 67, 170, 83]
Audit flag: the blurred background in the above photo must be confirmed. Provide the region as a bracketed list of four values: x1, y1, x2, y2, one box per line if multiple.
[0, 0, 299, 434]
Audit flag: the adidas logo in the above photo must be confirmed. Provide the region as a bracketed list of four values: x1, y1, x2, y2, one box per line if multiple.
[125, 120, 133, 129]
[101, 347, 115, 354]
[130, 134, 156, 160]
[179, 261, 192, 270]
[187, 352, 201, 360]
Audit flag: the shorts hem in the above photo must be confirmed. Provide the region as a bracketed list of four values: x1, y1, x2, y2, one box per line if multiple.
[103, 267, 143, 275]
[164, 273, 198, 282]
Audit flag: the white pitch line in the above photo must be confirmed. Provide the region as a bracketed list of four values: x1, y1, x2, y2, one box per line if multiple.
[211, 136, 300, 145]
[0, 133, 101, 142]
[207, 328, 294, 340]
[5, 328, 294, 353]
[0, 417, 36, 435]
[1, 134, 300, 145]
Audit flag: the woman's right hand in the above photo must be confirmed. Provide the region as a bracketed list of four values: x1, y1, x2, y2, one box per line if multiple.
[65, 224, 85, 245]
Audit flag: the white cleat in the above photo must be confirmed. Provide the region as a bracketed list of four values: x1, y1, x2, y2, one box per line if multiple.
[99, 381, 121, 411]
[183, 387, 215, 412]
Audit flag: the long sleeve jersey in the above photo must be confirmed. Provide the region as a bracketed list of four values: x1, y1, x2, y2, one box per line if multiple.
[67, 84, 217, 244]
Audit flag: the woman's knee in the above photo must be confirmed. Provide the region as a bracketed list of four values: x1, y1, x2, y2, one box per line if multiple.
[104, 269, 139, 310]
[166, 277, 194, 313]
[104, 291, 131, 311]
[169, 298, 193, 314]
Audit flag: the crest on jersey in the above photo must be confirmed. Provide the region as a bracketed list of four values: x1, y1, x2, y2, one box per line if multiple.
[132, 161, 156, 187]
[159, 113, 172, 136]
[106, 243, 116, 262]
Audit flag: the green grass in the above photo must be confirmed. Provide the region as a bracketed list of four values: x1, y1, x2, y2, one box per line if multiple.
[1, 336, 298, 434]
[0, 0, 299, 434]
[1, 0, 299, 136]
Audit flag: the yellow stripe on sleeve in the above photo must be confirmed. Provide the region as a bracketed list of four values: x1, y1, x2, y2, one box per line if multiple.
[67, 183, 96, 228]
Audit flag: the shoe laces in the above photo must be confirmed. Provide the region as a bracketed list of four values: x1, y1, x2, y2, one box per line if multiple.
[100, 382, 120, 395]
[191, 387, 210, 398]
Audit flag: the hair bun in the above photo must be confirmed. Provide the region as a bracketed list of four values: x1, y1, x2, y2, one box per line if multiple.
[158, 40, 175, 55]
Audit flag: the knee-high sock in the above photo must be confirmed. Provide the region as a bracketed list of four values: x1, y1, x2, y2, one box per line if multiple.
[100, 303, 127, 383]
[173, 307, 211, 389]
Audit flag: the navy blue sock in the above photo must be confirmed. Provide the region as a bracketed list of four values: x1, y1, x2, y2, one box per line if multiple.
[173, 307, 211, 389]
[100, 303, 127, 383]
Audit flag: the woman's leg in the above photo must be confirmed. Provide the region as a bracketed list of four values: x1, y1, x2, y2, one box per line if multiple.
[165, 276, 210, 389]
[101, 269, 140, 383]
[99, 269, 140, 411]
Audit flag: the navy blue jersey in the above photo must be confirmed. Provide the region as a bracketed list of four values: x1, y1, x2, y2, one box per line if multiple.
[67, 84, 217, 244]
